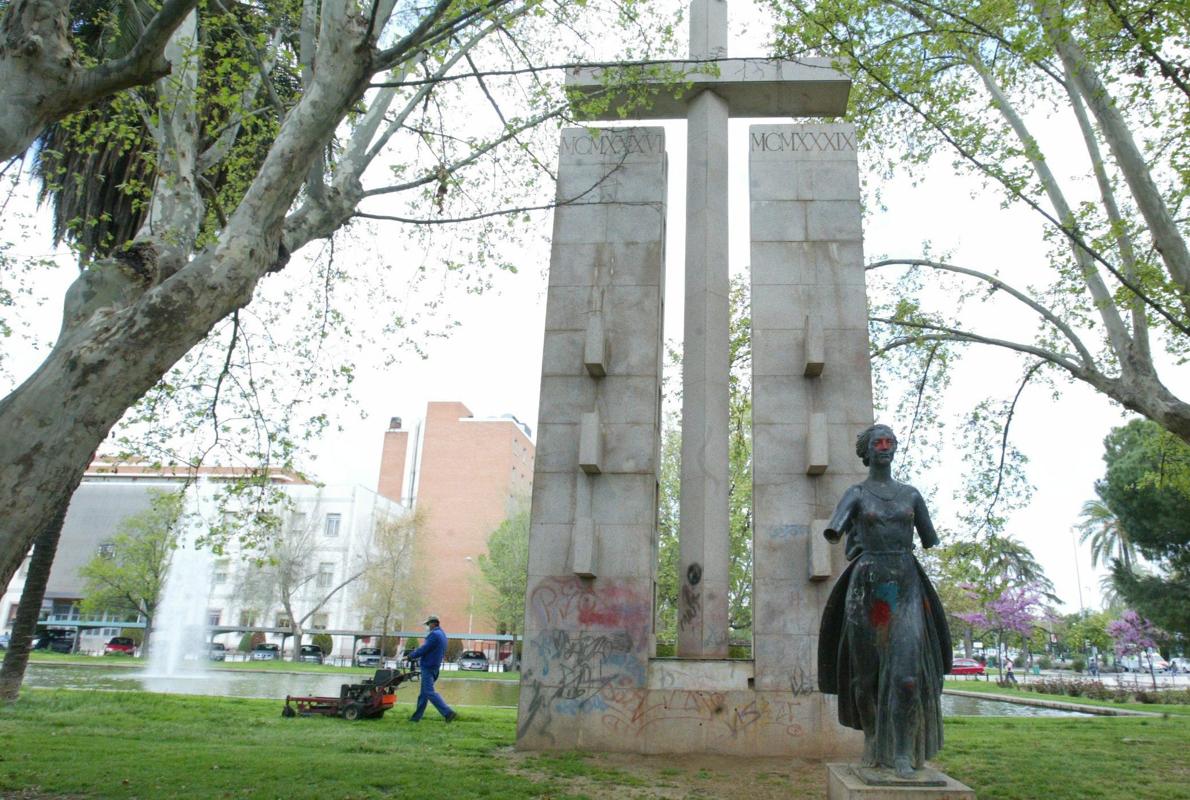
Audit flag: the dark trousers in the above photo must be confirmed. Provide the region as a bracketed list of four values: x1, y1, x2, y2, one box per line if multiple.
[411, 666, 454, 720]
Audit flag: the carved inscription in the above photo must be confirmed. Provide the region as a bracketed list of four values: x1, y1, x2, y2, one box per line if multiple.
[750, 130, 857, 153]
[560, 132, 664, 158]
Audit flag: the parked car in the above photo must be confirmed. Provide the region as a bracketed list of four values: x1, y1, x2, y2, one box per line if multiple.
[0, 632, 10, 649]
[103, 636, 137, 656]
[208, 642, 227, 662]
[33, 631, 76, 654]
[298, 644, 324, 664]
[950, 658, 986, 676]
[354, 647, 382, 668]
[1119, 654, 1169, 672]
[250, 642, 281, 661]
[457, 650, 489, 671]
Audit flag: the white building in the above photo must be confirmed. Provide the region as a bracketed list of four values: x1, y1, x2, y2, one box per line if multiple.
[1, 461, 408, 660]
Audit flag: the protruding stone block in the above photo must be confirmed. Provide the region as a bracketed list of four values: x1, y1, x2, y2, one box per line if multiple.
[584, 313, 607, 377]
[571, 517, 597, 577]
[809, 519, 832, 581]
[804, 314, 825, 377]
[807, 411, 829, 475]
[579, 411, 602, 474]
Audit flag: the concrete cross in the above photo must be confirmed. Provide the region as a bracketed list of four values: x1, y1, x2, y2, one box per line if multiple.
[566, 0, 850, 658]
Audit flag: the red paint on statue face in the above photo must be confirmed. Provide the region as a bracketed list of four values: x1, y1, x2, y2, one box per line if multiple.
[873, 436, 894, 453]
[869, 600, 892, 627]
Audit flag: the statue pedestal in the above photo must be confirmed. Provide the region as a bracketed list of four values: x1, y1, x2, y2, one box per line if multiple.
[826, 763, 976, 799]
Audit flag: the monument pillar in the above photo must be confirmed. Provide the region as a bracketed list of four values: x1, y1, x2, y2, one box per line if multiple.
[519, 1, 865, 757]
[749, 124, 871, 737]
[677, 87, 732, 657]
[518, 126, 668, 751]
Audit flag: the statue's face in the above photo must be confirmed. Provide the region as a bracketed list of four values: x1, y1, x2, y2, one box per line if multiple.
[869, 429, 897, 465]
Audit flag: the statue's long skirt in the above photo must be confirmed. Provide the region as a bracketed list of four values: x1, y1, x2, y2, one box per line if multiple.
[818, 551, 952, 767]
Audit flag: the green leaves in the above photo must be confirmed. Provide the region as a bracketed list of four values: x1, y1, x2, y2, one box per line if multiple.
[79, 490, 185, 623]
[476, 502, 530, 638]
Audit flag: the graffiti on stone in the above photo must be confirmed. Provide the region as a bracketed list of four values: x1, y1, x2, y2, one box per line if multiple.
[529, 576, 650, 631]
[678, 583, 701, 630]
[789, 665, 815, 697]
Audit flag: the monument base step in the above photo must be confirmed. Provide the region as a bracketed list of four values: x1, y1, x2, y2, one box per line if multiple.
[826, 763, 976, 800]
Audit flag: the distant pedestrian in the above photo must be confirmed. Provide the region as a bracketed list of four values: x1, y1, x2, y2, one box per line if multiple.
[406, 615, 458, 723]
[1005, 658, 1018, 685]
[1089, 657, 1099, 678]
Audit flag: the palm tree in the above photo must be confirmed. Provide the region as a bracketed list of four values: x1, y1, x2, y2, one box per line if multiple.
[1077, 498, 1137, 570]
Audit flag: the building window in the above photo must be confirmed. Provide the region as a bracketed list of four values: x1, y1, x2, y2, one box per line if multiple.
[207, 609, 221, 626]
[324, 513, 341, 538]
[213, 560, 229, 585]
[291, 512, 308, 530]
[239, 610, 258, 627]
[311, 613, 329, 630]
[97, 542, 115, 559]
[317, 562, 334, 589]
[276, 614, 291, 629]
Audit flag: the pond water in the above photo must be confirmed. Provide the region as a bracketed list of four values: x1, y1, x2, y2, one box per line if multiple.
[22, 664, 1089, 716]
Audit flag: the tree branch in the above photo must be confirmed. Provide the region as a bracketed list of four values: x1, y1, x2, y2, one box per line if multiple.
[867, 257, 1098, 370]
[794, 5, 1190, 337]
[1100, 0, 1190, 101]
[74, 0, 201, 100]
[1035, 0, 1190, 304]
[983, 361, 1044, 532]
[868, 316, 1084, 375]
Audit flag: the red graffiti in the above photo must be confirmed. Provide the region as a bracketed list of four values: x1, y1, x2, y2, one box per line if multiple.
[869, 600, 891, 627]
[577, 594, 620, 626]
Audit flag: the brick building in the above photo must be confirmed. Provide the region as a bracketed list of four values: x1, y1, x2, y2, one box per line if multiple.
[376, 402, 534, 638]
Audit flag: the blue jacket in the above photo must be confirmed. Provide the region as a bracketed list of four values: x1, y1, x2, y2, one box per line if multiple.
[408, 627, 447, 670]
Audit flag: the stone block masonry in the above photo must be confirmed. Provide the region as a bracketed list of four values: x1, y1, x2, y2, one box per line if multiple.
[519, 126, 667, 751]
[749, 124, 870, 756]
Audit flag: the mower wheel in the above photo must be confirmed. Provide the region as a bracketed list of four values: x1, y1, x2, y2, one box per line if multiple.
[282, 705, 296, 718]
[342, 703, 363, 721]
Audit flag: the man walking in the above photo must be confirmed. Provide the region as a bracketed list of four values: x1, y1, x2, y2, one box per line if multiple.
[406, 615, 457, 723]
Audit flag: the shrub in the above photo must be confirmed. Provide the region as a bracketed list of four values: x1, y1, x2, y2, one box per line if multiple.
[239, 632, 264, 652]
[445, 639, 463, 662]
[312, 633, 333, 655]
[1072, 657, 1086, 673]
[655, 641, 676, 658]
[1038, 656, 1052, 670]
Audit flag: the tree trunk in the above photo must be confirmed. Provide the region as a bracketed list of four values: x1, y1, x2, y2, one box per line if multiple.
[141, 614, 153, 658]
[291, 622, 303, 662]
[0, 0, 196, 161]
[0, 503, 68, 701]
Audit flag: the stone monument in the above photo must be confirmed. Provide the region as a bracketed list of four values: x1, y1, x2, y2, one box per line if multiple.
[517, 0, 878, 760]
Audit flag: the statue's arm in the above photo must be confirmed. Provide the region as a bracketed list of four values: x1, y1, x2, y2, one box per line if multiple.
[913, 489, 940, 549]
[824, 486, 861, 542]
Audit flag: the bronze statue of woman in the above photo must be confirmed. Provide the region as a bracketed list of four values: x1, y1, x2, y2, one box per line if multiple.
[817, 424, 952, 778]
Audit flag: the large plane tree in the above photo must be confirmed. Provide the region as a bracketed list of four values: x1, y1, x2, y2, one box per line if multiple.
[0, 0, 679, 589]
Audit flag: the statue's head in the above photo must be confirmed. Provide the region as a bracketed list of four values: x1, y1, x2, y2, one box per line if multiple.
[856, 424, 897, 467]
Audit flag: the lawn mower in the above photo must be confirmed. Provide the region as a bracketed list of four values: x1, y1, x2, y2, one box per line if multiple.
[282, 664, 418, 721]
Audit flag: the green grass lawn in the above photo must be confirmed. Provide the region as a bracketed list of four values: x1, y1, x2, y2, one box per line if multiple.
[1, 688, 1188, 799]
